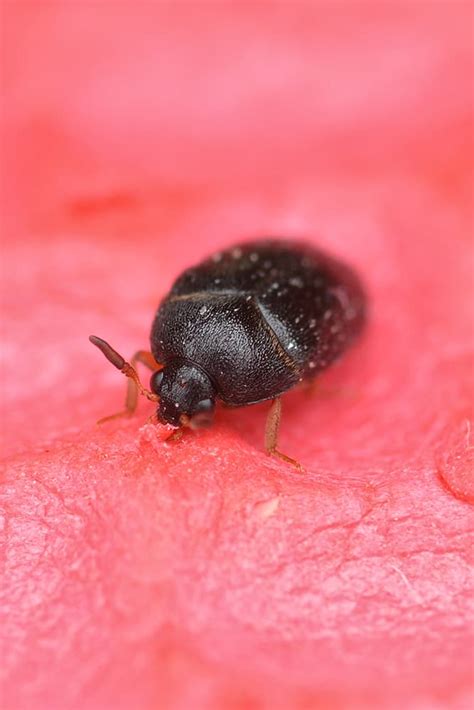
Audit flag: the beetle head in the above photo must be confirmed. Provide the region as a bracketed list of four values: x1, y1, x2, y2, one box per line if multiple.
[151, 361, 216, 429]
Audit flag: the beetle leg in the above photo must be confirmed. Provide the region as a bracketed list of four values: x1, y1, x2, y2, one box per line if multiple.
[265, 397, 303, 470]
[165, 428, 184, 443]
[306, 381, 358, 402]
[303, 377, 319, 397]
[89, 336, 161, 424]
[125, 350, 162, 414]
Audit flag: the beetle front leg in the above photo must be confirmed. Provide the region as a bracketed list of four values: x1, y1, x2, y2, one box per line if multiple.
[124, 350, 162, 415]
[264, 397, 303, 470]
[89, 336, 161, 424]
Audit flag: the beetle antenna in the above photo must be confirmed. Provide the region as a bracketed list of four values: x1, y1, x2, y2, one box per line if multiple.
[89, 335, 159, 404]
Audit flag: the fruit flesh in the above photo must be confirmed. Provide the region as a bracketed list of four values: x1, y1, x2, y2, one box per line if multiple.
[1, 3, 473, 709]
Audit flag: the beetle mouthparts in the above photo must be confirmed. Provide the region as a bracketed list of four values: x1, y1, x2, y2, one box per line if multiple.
[179, 414, 190, 427]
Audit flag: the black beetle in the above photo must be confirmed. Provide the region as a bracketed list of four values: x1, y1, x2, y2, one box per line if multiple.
[90, 239, 366, 467]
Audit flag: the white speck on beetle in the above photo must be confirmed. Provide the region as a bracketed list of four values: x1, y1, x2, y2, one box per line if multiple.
[289, 276, 303, 288]
[249, 252, 259, 262]
[288, 341, 296, 350]
[309, 319, 316, 329]
[309, 361, 316, 368]
[231, 247, 242, 259]
[174, 402, 180, 408]
[199, 305, 208, 315]
[245, 295, 252, 301]
[214, 278, 221, 285]
[330, 286, 350, 310]
[323, 310, 332, 320]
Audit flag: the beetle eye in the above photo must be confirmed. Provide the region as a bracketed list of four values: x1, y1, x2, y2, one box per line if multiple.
[190, 398, 215, 429]
[150, 369, 164, 393]
[194, 398, 213, 413]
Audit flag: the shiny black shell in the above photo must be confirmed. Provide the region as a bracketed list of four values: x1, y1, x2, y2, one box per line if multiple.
[150, 240, 365, 406]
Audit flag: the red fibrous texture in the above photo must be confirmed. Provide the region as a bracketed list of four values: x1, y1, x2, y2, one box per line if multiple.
[1, 3, 473, 710]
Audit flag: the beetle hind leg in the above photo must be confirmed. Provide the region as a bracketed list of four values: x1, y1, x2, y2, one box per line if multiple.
[89, 336, 161, 424]
[264, 397, 303, 470]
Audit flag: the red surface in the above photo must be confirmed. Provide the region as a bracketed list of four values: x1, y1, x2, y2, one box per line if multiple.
[1, 3, 473, 710]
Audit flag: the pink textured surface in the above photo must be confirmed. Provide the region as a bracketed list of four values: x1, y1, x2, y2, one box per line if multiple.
[1, 3, 473, 710]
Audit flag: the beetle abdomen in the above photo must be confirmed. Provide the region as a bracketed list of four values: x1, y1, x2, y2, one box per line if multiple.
[150, 240, 366, 405]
